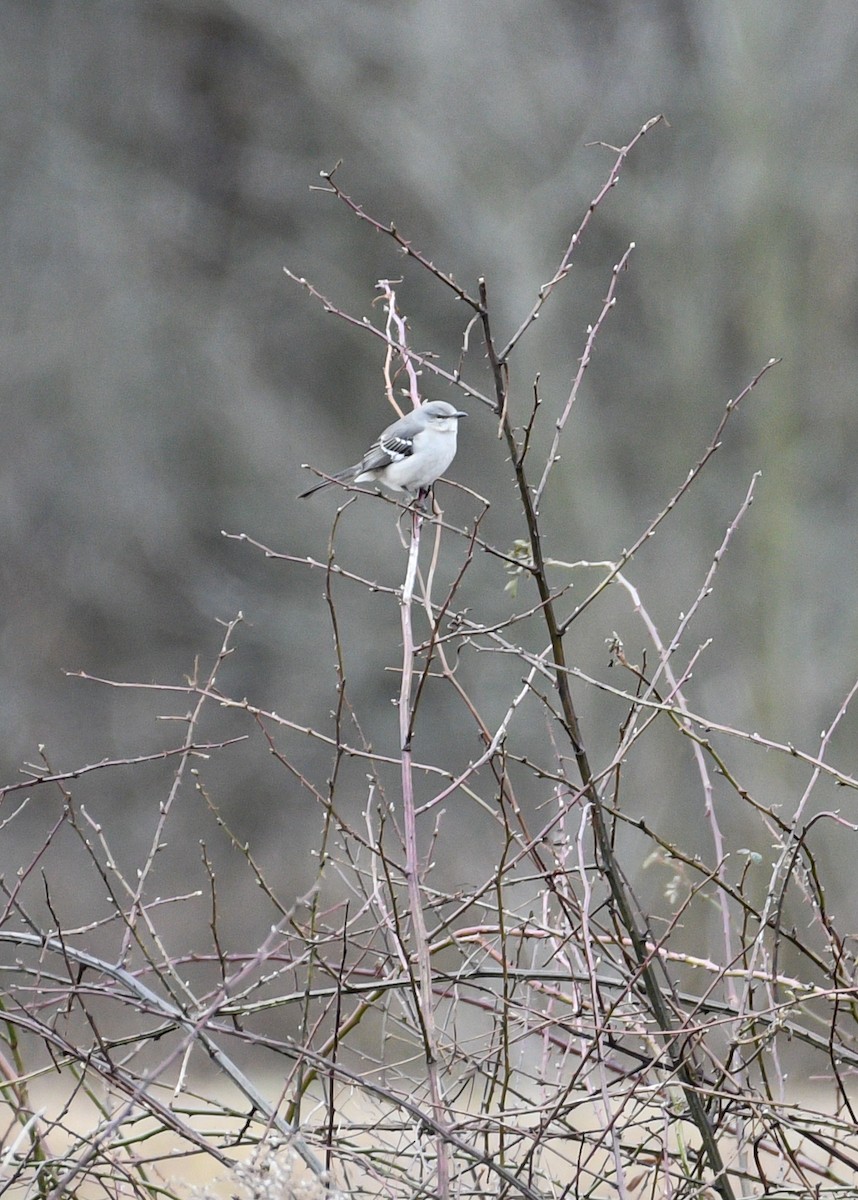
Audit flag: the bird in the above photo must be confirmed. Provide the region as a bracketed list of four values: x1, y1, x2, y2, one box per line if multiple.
[298, 400, 468, 500]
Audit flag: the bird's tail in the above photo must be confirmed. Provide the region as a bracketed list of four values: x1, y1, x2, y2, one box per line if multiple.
[298, 466, 355, 499]
[298, 478, 330, 499]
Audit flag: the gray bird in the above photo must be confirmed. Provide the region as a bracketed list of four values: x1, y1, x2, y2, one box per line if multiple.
[299, 400, 468, 499]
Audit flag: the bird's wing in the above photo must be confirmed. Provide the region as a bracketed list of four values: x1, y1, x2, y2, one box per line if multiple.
[357, 412, 421, 473]
[300, 409, 428, 496]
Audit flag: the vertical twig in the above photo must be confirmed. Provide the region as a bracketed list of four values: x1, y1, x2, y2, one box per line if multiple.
[398, 503, 451, 1200]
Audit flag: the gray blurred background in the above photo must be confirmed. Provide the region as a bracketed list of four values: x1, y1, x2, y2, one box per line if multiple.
[3, 1, 858, 937]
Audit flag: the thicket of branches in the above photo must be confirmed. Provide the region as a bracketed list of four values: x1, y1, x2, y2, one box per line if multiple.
[3, 118, 858, 1200]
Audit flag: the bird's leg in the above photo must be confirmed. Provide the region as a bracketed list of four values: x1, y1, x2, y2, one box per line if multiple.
[414, 486, 432, 512]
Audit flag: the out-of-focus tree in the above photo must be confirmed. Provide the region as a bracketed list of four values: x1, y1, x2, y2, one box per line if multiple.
[2, 0, 858, 924]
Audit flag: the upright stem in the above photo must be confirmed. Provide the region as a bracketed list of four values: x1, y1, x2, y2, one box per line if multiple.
[398, 504, 451, 1200]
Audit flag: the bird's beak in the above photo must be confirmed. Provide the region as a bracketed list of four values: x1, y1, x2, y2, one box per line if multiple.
[455, 410, 468, 419]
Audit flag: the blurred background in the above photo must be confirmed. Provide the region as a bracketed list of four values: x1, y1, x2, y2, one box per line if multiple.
[3, 1, 858, 936]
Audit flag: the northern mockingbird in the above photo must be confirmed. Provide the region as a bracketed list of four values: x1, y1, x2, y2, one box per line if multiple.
[299, 400, 468, 500]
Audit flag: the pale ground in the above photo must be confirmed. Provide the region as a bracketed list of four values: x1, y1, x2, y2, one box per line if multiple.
[3, 1071, 856, 1198]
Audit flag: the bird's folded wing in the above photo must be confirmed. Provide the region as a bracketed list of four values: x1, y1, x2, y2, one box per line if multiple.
[359, 429, 416, 472]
